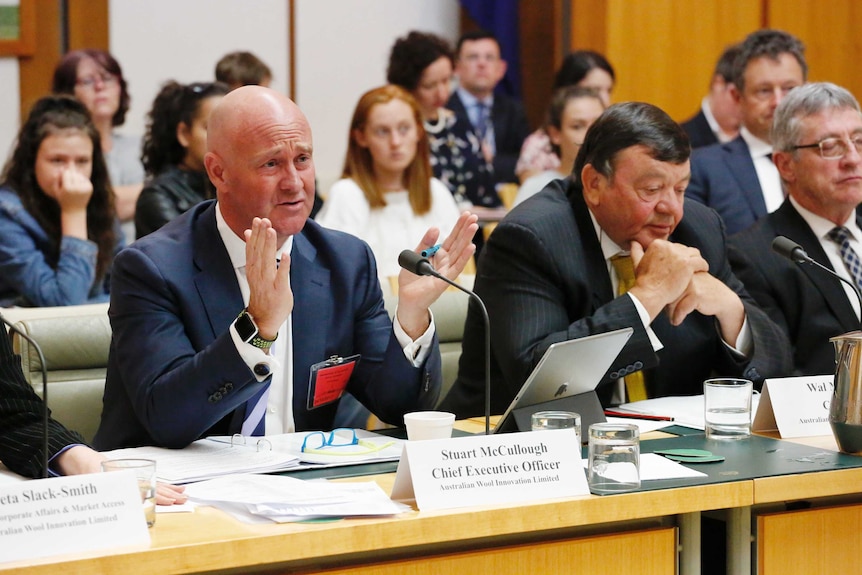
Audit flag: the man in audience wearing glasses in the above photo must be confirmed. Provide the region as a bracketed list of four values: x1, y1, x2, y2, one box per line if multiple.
[729, 83, 862, 375]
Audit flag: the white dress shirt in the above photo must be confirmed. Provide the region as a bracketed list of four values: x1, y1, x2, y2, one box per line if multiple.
[740, 127, 784, 213]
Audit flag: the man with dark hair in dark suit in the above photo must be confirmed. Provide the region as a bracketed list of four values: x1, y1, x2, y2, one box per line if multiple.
[440, 102, 792, 417]
[681, 43, 742, 149]
[687, 29, 807, 235]
[729, 82, 862, 375]
[447, 30, 530, 186]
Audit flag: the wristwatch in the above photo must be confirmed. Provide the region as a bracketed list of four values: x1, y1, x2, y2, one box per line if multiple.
[234, 308, 277, 350]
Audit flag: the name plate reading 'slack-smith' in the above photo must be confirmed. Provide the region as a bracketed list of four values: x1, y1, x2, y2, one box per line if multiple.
[753, 375, 833, 438]
[0, 471, 150, 565]
[391, 431, 589, 511]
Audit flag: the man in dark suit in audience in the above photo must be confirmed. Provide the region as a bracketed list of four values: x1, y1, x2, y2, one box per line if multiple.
[681, 44, 742, 149]
[687, 30, 807, 235]
[440, 102, 791, 417]
[447, 30, 530, 185]
[729, 82, 862, 375]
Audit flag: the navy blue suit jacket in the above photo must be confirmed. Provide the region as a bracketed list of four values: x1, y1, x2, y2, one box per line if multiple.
[729, 199, 861, 375]
[680, 109, 719, 149]
[440, 180, 792, 417]
[686, 135, 766, 235]
[447, 91, 530, 185]
[94, 201, 441, 449]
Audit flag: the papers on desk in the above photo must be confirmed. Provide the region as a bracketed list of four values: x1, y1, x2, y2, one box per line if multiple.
[617, 395, 760, 431]
[183, 474, 409, 523]
[580, 453, 706, 481]
[105, 430, 403, 484]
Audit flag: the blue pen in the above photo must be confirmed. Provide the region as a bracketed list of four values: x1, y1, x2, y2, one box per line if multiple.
[420, 244, 442, 258]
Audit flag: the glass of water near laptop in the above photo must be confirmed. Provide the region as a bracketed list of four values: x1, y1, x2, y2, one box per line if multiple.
[704, 378, 753, 440]
[530, 410, 581, 446]
[587, 422, 640, 494]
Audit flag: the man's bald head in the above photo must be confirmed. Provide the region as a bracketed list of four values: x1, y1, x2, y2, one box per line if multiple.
[204, 85, 316, 243]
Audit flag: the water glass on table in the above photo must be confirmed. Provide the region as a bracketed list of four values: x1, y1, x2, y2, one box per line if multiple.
[101, 458, 157, 527]
[588, 422, 640, 494]
[530, 410, 581, 447]
[704, 378, 753, 440]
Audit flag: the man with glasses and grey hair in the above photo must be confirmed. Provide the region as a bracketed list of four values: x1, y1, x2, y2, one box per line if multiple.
[729, 82, 862, 375]
[687, 29, 808, 235]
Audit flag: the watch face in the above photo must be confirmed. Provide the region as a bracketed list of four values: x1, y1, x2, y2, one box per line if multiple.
[235, 311, 257, 342]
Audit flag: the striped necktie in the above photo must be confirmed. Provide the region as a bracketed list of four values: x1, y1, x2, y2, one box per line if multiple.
[828, 226, 862, 292]
[610, 254, 648, 402]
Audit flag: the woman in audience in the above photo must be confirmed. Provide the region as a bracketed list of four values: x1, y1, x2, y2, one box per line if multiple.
[136, 81, 229, 238]
[0, 96, 121, 307]
[516, 50, 615, 181]
[387, 31, 497, 208]
[318, 85, 460, 277]
[52, 49, 143, 240]
[514, 87, 605, 206]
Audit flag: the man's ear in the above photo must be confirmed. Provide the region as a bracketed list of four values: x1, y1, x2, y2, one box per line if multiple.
[730, 83, 742, 105]
[204, 152, 224, 189]
[772, 150, 796, 187]
[496, 59, 508, 83]
[581, 163, 604, 207]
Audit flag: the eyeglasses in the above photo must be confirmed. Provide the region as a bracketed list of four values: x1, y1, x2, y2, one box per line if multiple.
[300, 428, 395, 456]
[76, 73, 118, 89]
[791, 136, 862, 160]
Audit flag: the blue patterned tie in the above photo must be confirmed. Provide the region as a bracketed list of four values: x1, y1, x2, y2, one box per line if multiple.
[475, 101, 491, 143]
[828, 226, 862, 292]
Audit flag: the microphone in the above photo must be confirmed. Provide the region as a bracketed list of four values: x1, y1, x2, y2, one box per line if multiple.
[0, 313, 50, 478]
[398, 249, 493, 435]
[771, 235, 862, 312]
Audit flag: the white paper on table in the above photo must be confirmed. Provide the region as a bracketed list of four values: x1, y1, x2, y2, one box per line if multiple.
[617, 394, 761, 431]
[582, 453, 706, 481]
[605, 417, 675, 434]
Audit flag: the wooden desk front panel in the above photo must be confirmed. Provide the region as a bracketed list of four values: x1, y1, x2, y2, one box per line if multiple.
[756, 503, 862, 575]
[307, 527, 678, 575]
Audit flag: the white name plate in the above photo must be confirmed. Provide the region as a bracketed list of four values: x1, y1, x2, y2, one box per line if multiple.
[0, 471, 150, 564]
[391, 430, 589, 511]
[753, 375, 833, 438]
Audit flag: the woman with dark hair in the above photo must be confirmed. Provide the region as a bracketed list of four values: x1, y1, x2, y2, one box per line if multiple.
[135, 81, 229, 238]
[0, 96, 122, 307]
[387, 31, 497, 208]
[514, 87, 604, 206]
[52, 49, 143, 237]
[317, 85, 460, 277]
[516, 50, 615, 181]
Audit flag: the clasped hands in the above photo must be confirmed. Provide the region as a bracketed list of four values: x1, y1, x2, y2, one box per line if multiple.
[628, 240, 745, 344]
[243, 212, 479, 344]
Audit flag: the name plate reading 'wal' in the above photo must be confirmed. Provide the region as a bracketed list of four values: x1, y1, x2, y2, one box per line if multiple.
[391, 430, 589, 511]
[753, 375, 833, 438]
[0, 471, 150, 565]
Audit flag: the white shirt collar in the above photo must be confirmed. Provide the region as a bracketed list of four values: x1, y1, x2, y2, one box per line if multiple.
[789, 195, 862, 241]
[215, 202, 293, 270]
[456, 86, 493, 109]
[587, 207, 627, 260]
[740, 126, 773, 159]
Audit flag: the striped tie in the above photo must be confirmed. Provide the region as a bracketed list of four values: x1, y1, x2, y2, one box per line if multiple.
[828, 226, 862, 292]
[610, 254, 648, 402]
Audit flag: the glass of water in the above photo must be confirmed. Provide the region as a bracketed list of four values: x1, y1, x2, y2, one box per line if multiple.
[588, 422, 640, 494]
[101, 458, 157, 527]
[704, 378, 753, 440]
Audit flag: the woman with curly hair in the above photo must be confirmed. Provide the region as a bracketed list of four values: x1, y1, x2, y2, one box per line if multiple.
[387, 31, 498, 208]
[0, 96, 121, 307]
[135, 80, 228, 238]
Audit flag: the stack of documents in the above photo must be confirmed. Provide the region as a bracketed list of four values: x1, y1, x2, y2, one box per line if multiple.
[183, 474, 409, 523]
[105, 429, 404, 484]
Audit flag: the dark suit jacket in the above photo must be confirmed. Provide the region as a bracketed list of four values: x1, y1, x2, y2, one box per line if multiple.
[681, 109, 718, 149]
[440, 180, 792, 417]
[686, 135, 766, 235]
[728, 199, 861, 375]
[0, 329, 84, 477]
[447, 91, 530, 185]
[94, 201, 441, 449]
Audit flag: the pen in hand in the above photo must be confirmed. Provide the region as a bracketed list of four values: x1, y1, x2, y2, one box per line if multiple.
[420, 244, 442, 258]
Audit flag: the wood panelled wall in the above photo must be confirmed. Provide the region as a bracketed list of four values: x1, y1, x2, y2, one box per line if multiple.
[519, 0, 862, 128]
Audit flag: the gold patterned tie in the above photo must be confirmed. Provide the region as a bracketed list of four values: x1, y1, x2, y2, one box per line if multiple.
[610, 254, 648, 402]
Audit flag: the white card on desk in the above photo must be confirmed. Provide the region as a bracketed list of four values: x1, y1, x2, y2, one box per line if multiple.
[0, 472, 150, 564]
[391, 430, 588, 511]
[753, 375, 833, 438]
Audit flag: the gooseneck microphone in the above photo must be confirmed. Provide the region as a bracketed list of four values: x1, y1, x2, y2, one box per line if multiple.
[772, 235, 862, 312]
[0, 314, 50, 478]
[398, 250, 492, 435]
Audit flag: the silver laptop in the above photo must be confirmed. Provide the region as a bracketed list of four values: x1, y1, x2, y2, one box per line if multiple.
[493, 327, 634, 433]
